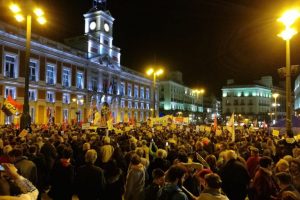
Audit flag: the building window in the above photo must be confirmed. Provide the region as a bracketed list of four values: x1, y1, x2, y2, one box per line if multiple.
[141, 103, 144, 110]
[134, 102, 139, 109]
[29, 89, 37, 101]
[140, 112, 144, 121]
[62, 68, 71, 87]
[120, 82, 125, 96]
[63, 109, 68, 121]
[128, 101, 132, 109]
[5, 86, 16, 99]
[76, 71, 84, 89]
[91, 77, 98, 91]
[77, 95, 84, 105]
[134, 85, 139, 98]
[4, 54, 17, 78]
[140, 87, 144, 99]
[146, 103, 150, 110]
[63, 93, 70, 104]
[46, 91, 55, 103]
[29, 60, 38, 82]
[146, 88, 150, 99]
[121, 100, 125, 108]
[127, 84, 132, 97]
[46, 64, 56, 85]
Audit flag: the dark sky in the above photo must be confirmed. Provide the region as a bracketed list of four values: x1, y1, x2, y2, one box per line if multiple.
[2, 0, 300, 97]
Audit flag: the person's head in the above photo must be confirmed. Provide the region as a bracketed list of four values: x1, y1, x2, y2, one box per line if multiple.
[197, 169, 213, 186]
[130, 154, 141, 165]
[259, 156, 273, 169]
[3, 145, 12, 156]
[250, 147, 259, 156]
[85, 149, 97, 164]
[82, 142, 90, 152]
[204, 173, 222, 189]
[205, 155, 217, 169]
[62, 147, 73, 160]
[276, 159, 289, 173]
[224, 150, 237, 162]
[8, 148, 23, 163]
[103, 136, 110, 145]
[165, 165, 187, 186]
[290, 159, 300, 175]
[152, 168, 165, 186]
[276, 172, 292, 189]
[156, 149, 167, 159]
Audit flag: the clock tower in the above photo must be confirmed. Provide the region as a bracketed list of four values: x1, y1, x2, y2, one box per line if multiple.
[83, 0, 120, 69]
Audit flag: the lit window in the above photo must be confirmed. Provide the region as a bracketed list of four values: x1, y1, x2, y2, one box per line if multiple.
[76, 71, 84, 89]
[127, 84, 132, 97]
[46, 91, 55, 103]
[4, 54, 17, 78]
[146, 88, 150, 99]
[140, 87, 144, 99]
[63, 109, 68, 121]
[62, 93, 70, 104]
[29, 60, 39, 82]
[120, 82, 125, 96]
[29, 89, 37, 101]
[46, 64, 56, 85]
[5, 86, 16, 99]
[91, 76, 98, 91]
[134, 102, 139, 109]
[77, 95, 84, 105]
[62, 68, 71, 87]
[134, 85, 139, 98]
[121, 100, 125, 108]
[128, 101, 132, 108]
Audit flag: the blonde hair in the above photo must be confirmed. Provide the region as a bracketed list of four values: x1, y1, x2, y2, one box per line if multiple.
[276, 159, 289, 172]
[85, 149, 97, 164]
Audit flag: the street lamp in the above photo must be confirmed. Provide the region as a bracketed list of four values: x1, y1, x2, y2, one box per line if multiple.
[192, 89, 205, 112]
[272, 93, 279, 123]
[146, 68, 163, 118]
[277, 9, 300, 133]
[9, 2, 46, 130]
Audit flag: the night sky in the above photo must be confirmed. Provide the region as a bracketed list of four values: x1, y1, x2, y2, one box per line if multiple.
[2, 0, 300, 97]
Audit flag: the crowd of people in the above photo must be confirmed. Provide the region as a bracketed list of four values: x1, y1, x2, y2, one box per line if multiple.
[0, 122, 299, 200]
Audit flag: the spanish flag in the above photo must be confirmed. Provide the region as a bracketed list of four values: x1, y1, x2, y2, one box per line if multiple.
[2, 95, 22, 116]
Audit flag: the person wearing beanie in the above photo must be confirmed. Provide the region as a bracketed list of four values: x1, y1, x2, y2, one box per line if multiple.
[197, 173, 229, 200]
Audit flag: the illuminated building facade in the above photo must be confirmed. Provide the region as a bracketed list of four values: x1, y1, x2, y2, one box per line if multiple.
[159, 80, 204, 122]
[0, 5, 154, 125]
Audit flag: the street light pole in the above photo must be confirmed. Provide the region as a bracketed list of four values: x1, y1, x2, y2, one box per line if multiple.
[277, 9, 300, 133]
[152, 72, 157, 118]
[286, 39, 292, 132]
[20, 14, 32, 130]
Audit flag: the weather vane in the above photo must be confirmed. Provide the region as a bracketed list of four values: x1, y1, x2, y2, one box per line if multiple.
[93, 0, 107, 10]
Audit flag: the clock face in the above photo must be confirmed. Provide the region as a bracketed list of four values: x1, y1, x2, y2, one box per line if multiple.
[104, 23, 110, 32]
[89, 21, 96, 30]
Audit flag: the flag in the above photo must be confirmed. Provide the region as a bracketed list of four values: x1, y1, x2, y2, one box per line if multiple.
[227, 113, 235, 142]
[1, 95, 21, 116]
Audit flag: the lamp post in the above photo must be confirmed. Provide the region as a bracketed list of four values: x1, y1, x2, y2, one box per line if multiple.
[9, 2, 46, 130]
[272, 93, 279, 123]
[277, 9, 300, 133]
[146, 68, 163, 118]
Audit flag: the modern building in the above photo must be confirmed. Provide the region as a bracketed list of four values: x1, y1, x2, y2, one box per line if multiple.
[0, 2, 155, 125]
[159, 71, 204, 123]
[221, 76, 286, 122]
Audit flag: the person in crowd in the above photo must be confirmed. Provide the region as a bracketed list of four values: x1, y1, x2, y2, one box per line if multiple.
[48, 147, 74, 200]
[278, 130, 298, 157]
[104, 159, 124, 200]
[99, 136, 114, 165]
[8, 148, 38, 186]
[148, 148, 170, 183]
[75, 149, 106, 200]
[276, 172, 300, 199]
[0, 163, 39, 200]
[144, 168, 165, 200]
[124, 154, 145, 200]
[247, 147, 260, 179]
[197, 173, 229, 200]
[290, 158, 300, 192]
[0, 145, 12, 164]
[219, 150, 250, 200]
[205, 155, 218, 173]
[158, 164, 189, 200]
[250, 156, 278, 200]
[276, 159, 290, 173]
